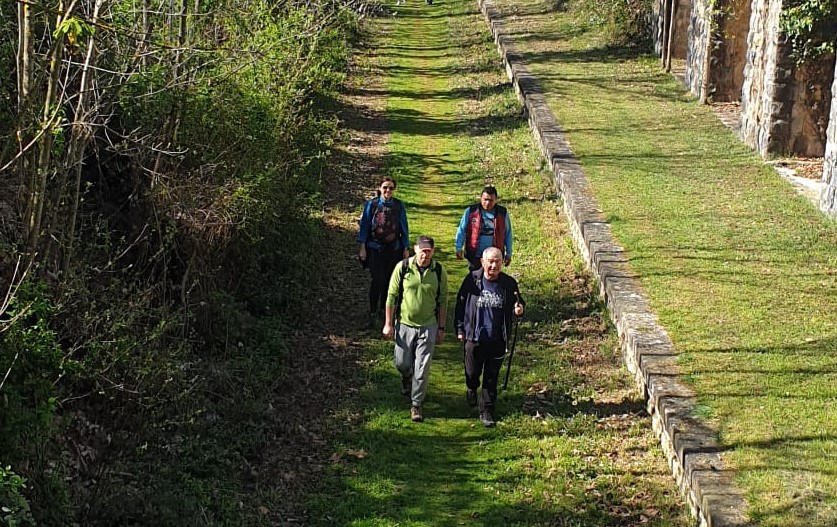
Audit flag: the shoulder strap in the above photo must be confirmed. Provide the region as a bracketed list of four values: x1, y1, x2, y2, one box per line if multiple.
[434, 262, 442, 315]
[396, 260, 443, 319]
[368, 199, 379, 228]
[395, 258, 411, 318]
[392, 200, 402, 235]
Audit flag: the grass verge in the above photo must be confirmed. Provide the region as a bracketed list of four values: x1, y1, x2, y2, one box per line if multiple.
[484, 0, 837, 525]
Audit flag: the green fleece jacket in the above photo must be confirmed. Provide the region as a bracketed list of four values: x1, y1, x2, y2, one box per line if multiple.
[386, 257, 448, 327]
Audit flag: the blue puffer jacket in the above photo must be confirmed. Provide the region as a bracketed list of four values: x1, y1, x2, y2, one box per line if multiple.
[356, 196, 410, 251]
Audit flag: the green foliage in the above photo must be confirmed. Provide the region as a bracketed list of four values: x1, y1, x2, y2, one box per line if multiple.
[2, 0, 359, 522]
[113, 0, 349, 318]
[0, 466, 35, 527]
[53, 16, 95, 47]
[0, 282, 65, 458]
[568, 0, 653, 49]
[0, 1, 16, 160]
[0, 282, 74, 526]
[780, 0, 837, 63]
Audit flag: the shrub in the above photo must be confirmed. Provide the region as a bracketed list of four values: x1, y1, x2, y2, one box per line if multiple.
[0, 466, 35, 527]
[569, 0, 653, 49]
[780, 0, 837, 64]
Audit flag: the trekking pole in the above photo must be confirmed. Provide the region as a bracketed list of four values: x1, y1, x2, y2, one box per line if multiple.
[502, 306, 521, 391]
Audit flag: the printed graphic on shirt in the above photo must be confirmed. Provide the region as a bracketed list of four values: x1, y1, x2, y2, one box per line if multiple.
[479, 211, 495, 236]
[476, 280, 504, 342]
[477, 288, 504, 309]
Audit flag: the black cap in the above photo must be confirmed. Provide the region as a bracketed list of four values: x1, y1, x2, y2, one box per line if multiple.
[415, 235, 435, 249]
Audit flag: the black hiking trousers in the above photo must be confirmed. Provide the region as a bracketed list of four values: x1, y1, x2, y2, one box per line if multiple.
[368, 245, 402, 314]
[464, 339, 506, 414]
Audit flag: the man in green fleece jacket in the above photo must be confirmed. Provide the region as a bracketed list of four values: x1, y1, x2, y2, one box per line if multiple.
[383, 235, 448, 423]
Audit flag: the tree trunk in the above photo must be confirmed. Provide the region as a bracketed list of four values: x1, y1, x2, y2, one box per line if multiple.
[25, 0, 79, 260]
[660, 0, 670, 66]
[665, 0, 676, 72]
[16, 0, 35, 249]
[63, 0, 106, 272]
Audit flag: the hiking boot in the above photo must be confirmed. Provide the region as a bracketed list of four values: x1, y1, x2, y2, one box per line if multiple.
[479, 411, 495, 428]
[411, 406, 423, 422]
[401, 375, 412, 396]
[466, 389, 477, 407]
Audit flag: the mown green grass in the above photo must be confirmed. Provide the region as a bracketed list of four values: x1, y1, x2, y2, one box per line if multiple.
[305, 0, 689, 525]
[488, 0, 837, 525]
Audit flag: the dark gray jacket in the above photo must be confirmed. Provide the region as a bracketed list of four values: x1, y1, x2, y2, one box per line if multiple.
[454, 268, 524, 343]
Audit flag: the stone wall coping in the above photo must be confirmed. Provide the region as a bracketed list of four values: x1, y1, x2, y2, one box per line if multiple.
[477, 0, 753, 525]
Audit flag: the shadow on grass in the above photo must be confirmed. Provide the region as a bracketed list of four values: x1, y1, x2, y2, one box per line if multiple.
[488, 1, 568, 19]
[310, 366, 680, 526]
[339, 88, 520, 141]
[345, 81, 512, 102]
[377, 60, 506, 77]
[501, 22, 591, 43]
[383, 107, 520, 138]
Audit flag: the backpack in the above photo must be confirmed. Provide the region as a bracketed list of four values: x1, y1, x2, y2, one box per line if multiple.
[395, 258, 443, 320]
[371, 199, 400, 245]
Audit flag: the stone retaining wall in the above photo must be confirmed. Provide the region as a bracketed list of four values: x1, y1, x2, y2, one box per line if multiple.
[788, 57, 834, 156]
[709, 0, 751, 102]
[822, 63, 837, 217]
[678, 0, 833, 156]
[685, 0, 751, 102]
[653, 0, 689, 59]
[478, 0, 752, 525]
[740, 0, 834, 157]
[685, 0, 710, 98]
[740, 0, 787, 156]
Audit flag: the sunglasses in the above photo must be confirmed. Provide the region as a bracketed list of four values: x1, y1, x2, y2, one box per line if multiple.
[381, 185, 395, 190]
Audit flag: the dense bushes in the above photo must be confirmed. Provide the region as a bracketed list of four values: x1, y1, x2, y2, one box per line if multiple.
[567, 0, 653, 49]
[0, 0, 364, 522]
[780, 0, 837, 63]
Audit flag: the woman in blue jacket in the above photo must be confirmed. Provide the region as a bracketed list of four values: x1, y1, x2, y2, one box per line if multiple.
[357, 177, 410, 328]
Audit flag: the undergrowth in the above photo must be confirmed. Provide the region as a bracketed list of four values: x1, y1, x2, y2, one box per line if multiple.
[567, 0, 653, 49]
[0, 0, 365, 523]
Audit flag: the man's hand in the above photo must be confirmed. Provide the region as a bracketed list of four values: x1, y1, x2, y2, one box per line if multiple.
[504, 256, 511, 266]
[514, 302, 524, 317]
[382, 323, 394, 339]
[456, 250, 464, 260]
[457, 333, 465, 342]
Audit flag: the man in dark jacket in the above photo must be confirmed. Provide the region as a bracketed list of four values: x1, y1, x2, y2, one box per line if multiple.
[454, 247, 524, 427]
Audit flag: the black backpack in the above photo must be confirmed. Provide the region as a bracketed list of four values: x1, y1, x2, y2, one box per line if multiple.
[371, 199, 400, 245]
[394, 258, 443, 320]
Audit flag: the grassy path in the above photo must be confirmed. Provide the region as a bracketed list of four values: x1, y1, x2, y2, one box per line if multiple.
[308, 1, 689, 525]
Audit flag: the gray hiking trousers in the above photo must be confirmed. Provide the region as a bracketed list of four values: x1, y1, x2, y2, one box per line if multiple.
[393, 322, 438, 407]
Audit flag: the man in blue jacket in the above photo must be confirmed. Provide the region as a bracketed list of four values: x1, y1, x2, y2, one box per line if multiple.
[454, 185, 513, 271]
[454, 247, 524, 427]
